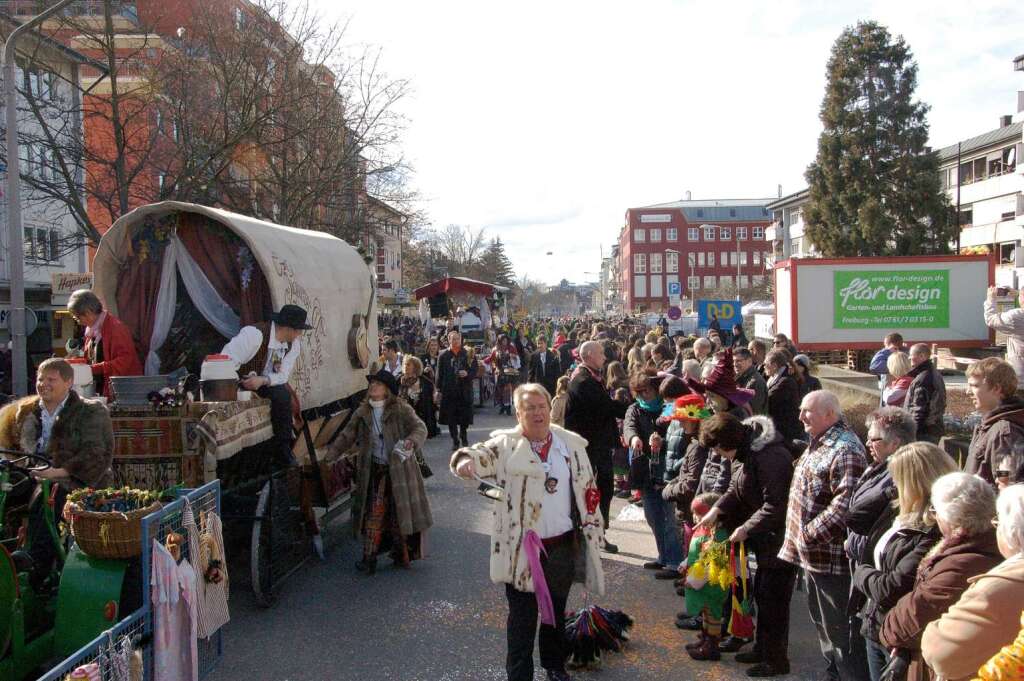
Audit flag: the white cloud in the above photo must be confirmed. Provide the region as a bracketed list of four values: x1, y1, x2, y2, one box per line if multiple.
[313, 0, 1024, 285]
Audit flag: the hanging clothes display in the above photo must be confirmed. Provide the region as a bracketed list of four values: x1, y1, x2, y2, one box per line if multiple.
[182, 499, 231, 638]
[151, 538, 199, 681]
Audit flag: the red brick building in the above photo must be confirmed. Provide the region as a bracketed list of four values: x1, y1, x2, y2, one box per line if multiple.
[618, 198, 774, 312]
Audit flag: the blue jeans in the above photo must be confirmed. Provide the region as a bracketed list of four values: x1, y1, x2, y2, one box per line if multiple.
[641, 487, 683, 569]
[865, 637, 890, 681]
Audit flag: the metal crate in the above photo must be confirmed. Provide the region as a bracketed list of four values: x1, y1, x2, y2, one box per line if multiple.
[38, 481, 223, 681]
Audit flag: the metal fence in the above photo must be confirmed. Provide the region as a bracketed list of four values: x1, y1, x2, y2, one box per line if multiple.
[37, 480, 222, 681]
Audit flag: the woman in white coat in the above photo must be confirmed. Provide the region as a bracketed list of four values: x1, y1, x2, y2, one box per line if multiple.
[451, 382, 606, 681]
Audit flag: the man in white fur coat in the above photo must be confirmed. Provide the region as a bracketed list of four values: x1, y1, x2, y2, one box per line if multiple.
[451, 382, 606, 681]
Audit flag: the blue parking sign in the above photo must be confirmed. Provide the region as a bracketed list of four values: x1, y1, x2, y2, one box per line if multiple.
[667, 281, 681, 296]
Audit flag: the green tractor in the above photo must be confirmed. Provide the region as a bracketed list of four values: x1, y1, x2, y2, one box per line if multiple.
[0, 453, 139, 681]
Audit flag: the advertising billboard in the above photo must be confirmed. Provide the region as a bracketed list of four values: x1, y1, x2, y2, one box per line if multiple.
[774, 255, 992, 350]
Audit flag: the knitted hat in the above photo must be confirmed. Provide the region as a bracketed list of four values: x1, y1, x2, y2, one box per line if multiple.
[684, 347, 755, 406]
[670, 394, 712, 423]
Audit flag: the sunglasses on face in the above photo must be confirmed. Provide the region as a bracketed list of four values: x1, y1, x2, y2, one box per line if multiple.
[995, 469, 1012, 479]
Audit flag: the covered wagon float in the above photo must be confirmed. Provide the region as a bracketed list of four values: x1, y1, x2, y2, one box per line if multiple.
[92, 201, 378, 606]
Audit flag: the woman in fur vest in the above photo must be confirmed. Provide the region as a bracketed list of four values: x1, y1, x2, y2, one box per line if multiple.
[451, 382, 606, 681]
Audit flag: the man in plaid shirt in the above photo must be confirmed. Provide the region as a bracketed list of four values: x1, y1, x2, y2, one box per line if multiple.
[779, 390, 868, 681]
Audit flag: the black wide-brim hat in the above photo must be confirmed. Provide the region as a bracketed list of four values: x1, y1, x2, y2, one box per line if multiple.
[367, 367, 400, 396]
[272, 304, 313, 330]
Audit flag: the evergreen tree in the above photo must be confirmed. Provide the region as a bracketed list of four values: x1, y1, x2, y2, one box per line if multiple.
[479, 237, 516, 287]
[804, 21, 955, 257]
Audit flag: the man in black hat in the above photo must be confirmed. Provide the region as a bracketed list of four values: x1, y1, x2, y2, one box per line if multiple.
[221, 304, 312, 466]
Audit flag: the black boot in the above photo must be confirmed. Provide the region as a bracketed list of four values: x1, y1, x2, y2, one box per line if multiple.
[355, 557, 377, 575]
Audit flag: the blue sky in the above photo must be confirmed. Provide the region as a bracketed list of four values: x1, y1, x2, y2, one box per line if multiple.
[316, 0, 1024, 285]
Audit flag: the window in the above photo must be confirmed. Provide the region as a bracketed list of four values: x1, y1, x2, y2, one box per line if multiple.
[753, 275, 765, 286]
[650, 253, 663, 273]
[1002, 211, 1017, 222]
[666, 252, 679, 273]
[729, 208, 736, 217]
[158, 173, 167, 194]
[720, 275, 733, 288]
[634, 275, 647, 298]
[973, 157, 987, 183]
[708, 252, 715, 267]
[703, 275, 716, 289]
[739, 275, 750, 288]
[753, 251, 761, 265]
[650, 229, 662, 243]
[687, 227, 699, 241]
[634, 253, 646, 273]
[25, 228, 60, 262]
[688, 276, 700, 291]
[753, 226, 765, 240]
[959, 208, 973, 227]
[650, 275, 663, 298]
[729, 252, 738, 266]
[721, 227, 731, 240]
[1000, 242, 1016, 265]
[667, 228, 677, 241]
[697, 252, 705, 267]
[740, 251, 748, 266]
[697, 209, 704, 218]
[234, 6, 244, 28]
[634, 229, 646, 242]
[703, 225, 715, 240]
[959, 161, 974, 185]
[737, 226, 748, 240]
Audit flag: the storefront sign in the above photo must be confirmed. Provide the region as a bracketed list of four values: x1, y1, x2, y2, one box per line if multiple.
[51, 272, 94, 306]
[697, 299, 742, 330]
[833, 270, 949, 329]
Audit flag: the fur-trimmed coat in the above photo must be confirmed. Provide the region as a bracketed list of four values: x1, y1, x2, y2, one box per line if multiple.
[450, 424, 606, 595]
[326, 394, 431, 538]
[0, 391, 114, 489]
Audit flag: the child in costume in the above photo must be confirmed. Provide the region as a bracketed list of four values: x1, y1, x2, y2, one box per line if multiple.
[683, 492, 732, 661]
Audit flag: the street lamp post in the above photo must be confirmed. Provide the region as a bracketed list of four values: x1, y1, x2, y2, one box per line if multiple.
[4, 0, 79, 396]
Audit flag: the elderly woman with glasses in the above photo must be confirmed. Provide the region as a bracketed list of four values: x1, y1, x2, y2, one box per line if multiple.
[921, 484, 1024, 681]
[847, 407, 917, 565]
[879, 473, 1004, 681]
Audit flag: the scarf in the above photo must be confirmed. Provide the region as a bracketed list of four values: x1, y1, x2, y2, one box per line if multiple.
[84, 310, 108, 344]
[636, 396, 665, 413]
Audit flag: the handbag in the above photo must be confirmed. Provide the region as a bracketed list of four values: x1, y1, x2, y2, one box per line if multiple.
[416, 451, 434, 479]
[727, 541, 755, 639]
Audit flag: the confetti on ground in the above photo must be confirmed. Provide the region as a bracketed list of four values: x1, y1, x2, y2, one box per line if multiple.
[616, 504, 647, 523]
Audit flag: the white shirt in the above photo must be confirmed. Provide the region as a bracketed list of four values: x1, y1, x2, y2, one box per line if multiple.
[38, 393, 70, 453]
[221, 323, 301, 387]
[873, 518, 903, 569]
[536, 433, 573, 539]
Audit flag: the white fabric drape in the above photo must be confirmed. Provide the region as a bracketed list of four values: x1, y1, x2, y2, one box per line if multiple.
[174, 237, 240, 338]
[144, 235, 242, 375]
[479, 295, 492, 329]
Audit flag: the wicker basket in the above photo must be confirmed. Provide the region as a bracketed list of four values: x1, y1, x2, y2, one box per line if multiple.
[65, 500, 162, 559]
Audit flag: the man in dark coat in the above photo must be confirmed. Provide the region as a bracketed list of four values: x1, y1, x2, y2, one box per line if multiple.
[557, 331, 577, 375]
[436, 331, 478, 449]
[734, 348, 768, 415]
[764, 349, 803, 443]
[564, 340, 627, 552]
[527, 335, 561, 398]
[903, 344, 946, 444]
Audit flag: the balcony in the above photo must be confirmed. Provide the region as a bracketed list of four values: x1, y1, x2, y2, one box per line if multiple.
[0, 0, 139, 25]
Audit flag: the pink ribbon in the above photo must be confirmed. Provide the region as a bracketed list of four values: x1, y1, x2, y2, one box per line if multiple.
[523, 529, 556, 626]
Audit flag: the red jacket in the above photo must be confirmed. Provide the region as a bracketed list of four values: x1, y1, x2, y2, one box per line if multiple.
[86, 313, 143, 398]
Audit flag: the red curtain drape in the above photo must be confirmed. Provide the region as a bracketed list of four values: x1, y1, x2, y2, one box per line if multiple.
[176, 213, 272, 326]
[115, 252, 164, 364]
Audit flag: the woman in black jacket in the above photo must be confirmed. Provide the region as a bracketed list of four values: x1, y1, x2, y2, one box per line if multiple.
[764, 349, 803, 443]
[846, 407, 915, 564]
[399, 356, 438, 438]
[696, 414, 798, 677]
[849, 442, 957, 681]
[622, 371, 679, 578]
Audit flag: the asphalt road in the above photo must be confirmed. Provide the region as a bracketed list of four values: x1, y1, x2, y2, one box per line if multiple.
[209, 407, 822, 681]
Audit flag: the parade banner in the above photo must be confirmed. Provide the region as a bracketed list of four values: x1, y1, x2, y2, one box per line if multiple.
[833, 269, 950, 329]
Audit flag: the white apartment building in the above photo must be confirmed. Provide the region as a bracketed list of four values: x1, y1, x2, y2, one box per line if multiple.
[0, 17, 95, 356]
